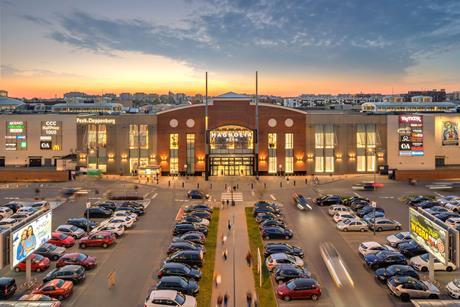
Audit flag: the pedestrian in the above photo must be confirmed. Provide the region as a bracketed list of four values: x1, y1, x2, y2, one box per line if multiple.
[246, 291, 253, 307]
[246, 251, 252, 267]
[227, 220, 232, 231]
[217, 295, 223, 307]
[214, 273, 222, 288]
[223, 249, 228, 261]
[253, 295, 258, 307]
[223, 293, 229, 307]
[221, 234, 227, 246]
[226, 199, 229, 207]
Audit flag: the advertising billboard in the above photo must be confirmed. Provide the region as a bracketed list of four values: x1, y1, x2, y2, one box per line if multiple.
[40, 121, 62, 151]
[398, 115, 424, 156]
[11, 211, 52, 267]
[5, 121, 27, 151]
[409, 208, 448, 264]
[442, 121, 459, 146]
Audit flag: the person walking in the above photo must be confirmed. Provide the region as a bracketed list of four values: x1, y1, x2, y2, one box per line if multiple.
[227, 219, 232, 231]
[214, 273, 222, 288]
[221, 234, 227, 246]
[245, 251, 252, 267]
[216, 295, 223, 307]
[246, 291, 253, 307]
[223, 293, 229, 307]
[222, 249, 228, 261]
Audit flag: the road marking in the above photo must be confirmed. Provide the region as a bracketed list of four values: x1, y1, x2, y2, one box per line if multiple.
[221, 192, 243, 202]
[434, 192, 445, 198]
[4, 197, 19, 200]
[175, 208, 184, 221]
[174, 199, 189, 202]
[353, 192, 362, 197]
[150, 193, 158, 200]
[270, 194, 276, 201]
[379, 196, 395, 199]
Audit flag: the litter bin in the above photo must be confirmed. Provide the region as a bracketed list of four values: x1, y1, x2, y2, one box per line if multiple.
[388, 169, 396, 180]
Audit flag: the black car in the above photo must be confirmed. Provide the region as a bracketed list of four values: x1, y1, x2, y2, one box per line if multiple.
[96, 202, 117, 212]
[259, 219, 286, 230]
[343, 196, 369, 206]
[254, 201, 280, 211]
[181, 215, 206, 224]
[172, 232, 206, 245]
[315, 195, 342, 206]
[357, 206, 384, 218]
[84, 207, 112, 218]
[255, 212, 283, 224]
[187, 210, 211, 220]
[157, 263, 202, 280]
[173, 223, 207, 236]
[67, 218, 97, 231]
[2, 203, 22, 213]
[155, 276, 199, 296]
[184, 204, 212, 213]
[350, 201, 371, 211]
[273, 264, 311, 284]
[374, 265, 419, 283]
[187, 190, 209, 200]
[253, 206, 281, 216]
[121, 201, 145, 210]
[43, 265, 86, 284]
[264, 243, 304, 258]
[364, 251, 407, 270]
[398, 240, 426, 258]
[261, 226, 293, 240]
[406, 196, 432, 206]
[165, 250, 204, 268]
[115, 206, 144, 216]
[167, 241, 205, 255]
[0, 277, 16, 299]
[414, 201, 439, 210]
[433, 212, 460, 222]
[35, 243, 65, 261]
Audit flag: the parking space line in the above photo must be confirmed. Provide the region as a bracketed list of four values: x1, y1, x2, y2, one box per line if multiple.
[270, 194, 276, 201]
[434, 192, 445, 198]
[150, 193, 158, 200]
[353, 192, 362, 197]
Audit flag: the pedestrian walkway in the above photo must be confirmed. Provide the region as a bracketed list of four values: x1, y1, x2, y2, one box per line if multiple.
[211, 202, 256, 307]
[220, 192, 244, 202]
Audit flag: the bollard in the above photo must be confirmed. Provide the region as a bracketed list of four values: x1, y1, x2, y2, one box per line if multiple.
[264, 183, 266, 189]
[168, 180, 170, 187]
[294, 180, 296, 186]
[210, 183, 212, 189]
[225, 184, 227, 189]
[280, 182, 282, 188]
[236, 184, 239, 189]
[305, 178, 308, 184]
[182, 182, 184, 188]
[197, 183, 200, 189]
[251, 183, 254, 189]
[232, 200, 235, 206]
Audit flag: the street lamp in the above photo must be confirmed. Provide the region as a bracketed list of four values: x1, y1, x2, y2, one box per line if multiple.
[184, 164, 188, 176]
[278, 164, 283, 176]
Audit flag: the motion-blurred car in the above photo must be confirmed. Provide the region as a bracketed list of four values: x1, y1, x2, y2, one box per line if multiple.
[32, 279, 73, 301]
[145, 290, 197, 307]
[292, 193, 312, 211]
[56, 253, 96, 270]
[352, 182, 377, 191]
[35, 243, 65, 261]
[387, 276, 440, 301]
[336, 219, 368, 232]
[48, 232, 75, 248]
[374, 265, 419, 283]
[276, 278, 321, 301]
[409, 253, 456, 272]
[15, 254, 50, 272]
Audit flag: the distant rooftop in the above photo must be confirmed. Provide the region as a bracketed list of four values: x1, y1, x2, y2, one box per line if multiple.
[214, 92, 251, 99]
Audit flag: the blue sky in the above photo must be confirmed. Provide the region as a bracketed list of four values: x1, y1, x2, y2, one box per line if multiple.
[1, 0, 460, 97]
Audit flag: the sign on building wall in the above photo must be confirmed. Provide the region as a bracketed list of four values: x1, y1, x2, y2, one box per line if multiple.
[442, 121, 459, 146]
[40, 121, 62, 151]
[5, 121, 27, 151]
[77, 118, 116, 125]
[398, 115, 424, 156]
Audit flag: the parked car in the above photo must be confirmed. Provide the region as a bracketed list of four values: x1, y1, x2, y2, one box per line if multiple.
[276, 278, 321, 301]
[155, 276, 199, 296]
[55, 225, 86, 239]
[1, 202, 22, 213]
[443, 201, 460, 212]
[409, 253, 456, 272]
[255, 212, 283, 224]
[343, 196, 369, 206]
[253, 206, 279, 216]
[93, 223, 125, 238]
[349, 200, 371, 211]
[121, 201, 145, 210]
[438, 195, 460, 206]
[15, 254, 50, 272]
[186, 190, 209, 200]
[187, 211, 211, 221]
[79, 231, 116, 249]
[446, 217, 460, 228]
[0, 207, 13, 219]
[364, 251, 407, 270]
[266, 253, 304, 271]
[16, 207, 38, 216]
[254, 201, 281, 210]
[184, 203, 212, 213]
[10, 213, 29, 221]
[397, 240, 426, 258]
[173, 223, 207, 236]
[56, 253, 97, 270]
[363, 211, 385, 224]
[157, 263, 201, 280]
[425, 206, 450, 215]
[165, 249, 204, 267]
[66, 218, 97, 231]
[31, 201, 50, 210]
[106, 216, 135, 229]
[359, 241, 394, 257]
[180, 215, 210, 226]
[115, 206, 144, 216]
[32, 279, 73, 301]
[374, 265, 419, 283]
[414, 201, 439, 210]
[48, 232, 75, 248]
[273, 264, 311, 284]
[406, 196, 433, 206]
[43, 265, 86, 284]
[333, 212, 356, 223]
[167, 241, 204, 255]
[336, 219, 368, 232]
[386, 232, 411, 247]
[95, 202, 116, 212]
[357, 206, 384, 218]
[261, 226, 293, 240]
[433, 212, 460, 222]
[368, 218, 401, 232]
[0, 277, 17, 299]
[446, 278, 460, 299]
[35, 243, 66, 261]
[315, 195, 342, 206]
[0, 218, 17, 228]
[84, 207, 112, 219]
[259, 219, 286, 230]
[172, 232, 205, 245]
[19, 294, 60, 304]
[328, 205, 352, 216]
[145, 289, 197, 307]
[264, 243, 304, 258]
[387, 276, 440, 301]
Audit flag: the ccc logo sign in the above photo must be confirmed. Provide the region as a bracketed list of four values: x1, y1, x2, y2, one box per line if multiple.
[45, 121, 57, 126]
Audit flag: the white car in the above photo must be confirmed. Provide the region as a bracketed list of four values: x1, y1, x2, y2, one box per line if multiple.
[446, 217, 460, 228]
[358, 241, 394, 257]
[445, 201, 460, 212]
[386, 232, 411, 247]
[106, 216, 135, 228]
[328, 205, 351, 216]
[93, 223, 125, 237]
[16, 207, 37, 216]
[55, 224, 86, 239]
[333, 212, 356, 223]
[265, 253, 304, 271]
[113, 211, 137, 221]
[438, 196, 460, 206]
[446, 278, 460, 299]
[410, 253, 456, 272]
[145, 290, 197, 307]
[0, 218, 17, 228]
[0, 207, 13, 219]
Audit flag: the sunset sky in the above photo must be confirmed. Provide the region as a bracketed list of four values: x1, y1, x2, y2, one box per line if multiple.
[1, 0, 460, 98]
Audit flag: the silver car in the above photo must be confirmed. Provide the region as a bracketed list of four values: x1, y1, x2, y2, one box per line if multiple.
[368, 218, 401, 232]
[336, 218, 368, 232]
[55, 224, 86, 239]
[387, 276, 440, 301]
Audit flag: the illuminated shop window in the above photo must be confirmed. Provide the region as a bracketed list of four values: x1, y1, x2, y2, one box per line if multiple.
[356, 124, 377, 172]
[268, 133, 277, 174]
[170, 134, 179, 174]
[186, 134, 195, 174]
[285, 133, 293, 174]
[129, 125, 139, 149]
[315, 125, 334, 173]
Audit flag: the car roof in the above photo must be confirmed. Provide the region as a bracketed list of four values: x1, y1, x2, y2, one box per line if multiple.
[59, 265, 82, 271]
[363, 241, 382, 247]
[270, 253, 290, 260]
[149, 289, 180, 300]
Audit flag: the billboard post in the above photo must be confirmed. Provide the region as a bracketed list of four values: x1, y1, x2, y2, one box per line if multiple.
[25, 255, 31, 283]
[428, 253, 434, 281]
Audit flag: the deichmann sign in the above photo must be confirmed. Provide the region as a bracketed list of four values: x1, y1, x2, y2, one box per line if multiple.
[11, 211, 52, 267]
[409, 208, 448, 264]
[77, 118, 116, 125]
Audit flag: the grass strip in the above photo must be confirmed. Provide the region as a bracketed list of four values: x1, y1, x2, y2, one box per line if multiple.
[196, 208, 220, 307]
[245, 207, 277, 307]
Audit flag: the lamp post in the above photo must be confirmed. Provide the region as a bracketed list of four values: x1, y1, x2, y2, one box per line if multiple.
[184, 164, 188, 176]
[278, 164, 283, 177]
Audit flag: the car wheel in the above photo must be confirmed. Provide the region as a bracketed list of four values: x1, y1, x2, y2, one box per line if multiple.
[80, 243, 87, 249]
[283, 296, 291, 301]
[264, 236, 270, 240]
[285, 235, 290, 239]
[360, 228, 366, 232]
[395, 226, 401, 230]
[311, 294, 319, 301]
[102, 243, 108, 248]
[400, 293, 410, 302]
[36, 268, 41, 273]
[428, 294, 438, 299]
[421, 267, 428, 272]
[14, 267, 20, 272]
[446, 266, 453, 272]
[343, 228, 348, 232]
[57, 295, 64, 301]
[377, 227, 383, 232]
[52, 255, 59, 261]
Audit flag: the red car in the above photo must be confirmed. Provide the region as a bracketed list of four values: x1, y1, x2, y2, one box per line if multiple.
[79, 231, 116, 249]
[276, 278, 321, 301]
[48, 232, 75, 248]
[56, 253, 97, 270]
[33, 279, 73, 301]
[14, 254, 50, 272]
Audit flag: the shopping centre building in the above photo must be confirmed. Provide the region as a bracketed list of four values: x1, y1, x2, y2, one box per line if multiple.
[0, 93, 458, 180]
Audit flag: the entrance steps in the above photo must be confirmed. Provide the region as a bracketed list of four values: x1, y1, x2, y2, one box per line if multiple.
[220, 192, 243, 202]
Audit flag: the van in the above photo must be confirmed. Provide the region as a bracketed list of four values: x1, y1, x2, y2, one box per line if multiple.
[0, 277, 16, 299]
[165, 250, 204, 268]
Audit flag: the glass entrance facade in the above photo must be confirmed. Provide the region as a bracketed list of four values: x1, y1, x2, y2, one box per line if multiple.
[210, 156, 254, 176]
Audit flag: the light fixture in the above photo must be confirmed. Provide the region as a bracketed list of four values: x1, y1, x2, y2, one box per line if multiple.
[121, 153, 128, 160]
[307, 153, 314, 160]
[335, 153, 343, 160]
[108, 153, 115, 160]
[348, 153, 356, 159]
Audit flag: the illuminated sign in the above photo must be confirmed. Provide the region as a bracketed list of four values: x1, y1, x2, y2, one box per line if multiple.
[40, 141, 52, 150]
[5, 121, 27, 151]
[11, 211, 52, 268]
[41, 121, 61, 135]
[40, 121, 62, 151]
[399, 115, 424, 156]
[77, 118, 116, 125]
[409, 208, 448, 264]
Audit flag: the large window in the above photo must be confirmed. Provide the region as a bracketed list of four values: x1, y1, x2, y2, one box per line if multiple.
[88, 124, 97, 149]
[86, 124, 107, 172]
[285, 133, 293, 174]
[268, 133, 277, 174]
[129, 125, 139, 149]
[186, 134, 195, 174]
[209, 126, 253, 154]
[356, 124, 377, 172]
[315, 125, 334, 173]
[139, 125, 149, 149]
[170, 134, 179, 174]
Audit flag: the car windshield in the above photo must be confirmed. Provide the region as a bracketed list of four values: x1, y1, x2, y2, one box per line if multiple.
[175, 292, 186, 304]
[48, 244, 56, 251]
[343, 219, 352, 225]
[286, 280, 296, 290]
[58, 234, 67, 240]
[420, 253, 429, 262]
[70, 226, 79, 231]
[77, 254, 87, 261]
[395, 233, 406, 239]
[453, 279, 460, 287]
[386, 266, 401, 275]
[55, 280, 65, 287]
